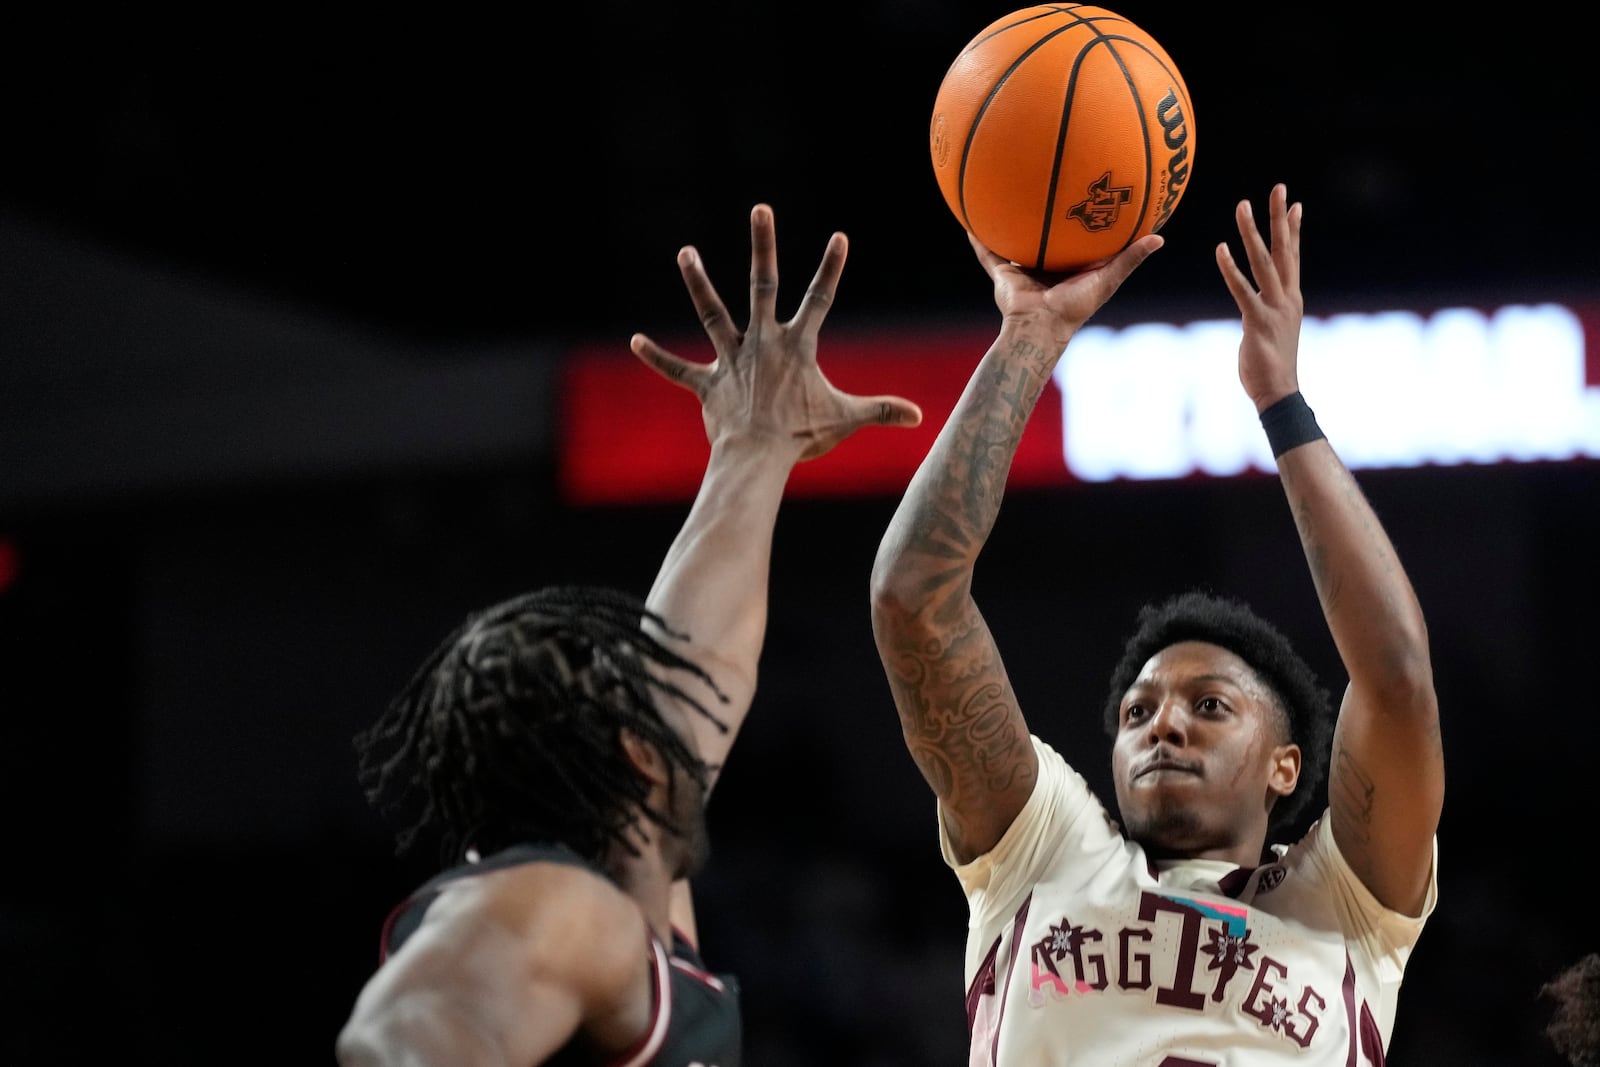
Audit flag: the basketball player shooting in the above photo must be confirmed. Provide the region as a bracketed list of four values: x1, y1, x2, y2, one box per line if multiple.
[870, 184, 1442, 1065]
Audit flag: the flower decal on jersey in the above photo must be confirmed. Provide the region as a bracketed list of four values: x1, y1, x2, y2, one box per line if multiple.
[1029, 917, 1105, 1003]
[1267, 996, 1291, 1031]
[1199, 926, 1259, 1002]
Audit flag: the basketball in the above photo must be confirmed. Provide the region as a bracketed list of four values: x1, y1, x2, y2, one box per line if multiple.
[929, 5, 1195, 272]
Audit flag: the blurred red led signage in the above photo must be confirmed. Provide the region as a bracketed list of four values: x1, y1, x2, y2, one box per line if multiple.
[559, 302, 1598, 505]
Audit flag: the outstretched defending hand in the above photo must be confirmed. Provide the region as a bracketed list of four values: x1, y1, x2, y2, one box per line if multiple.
[1216, 183, 1305, 413]
[631, 203, 923, 462]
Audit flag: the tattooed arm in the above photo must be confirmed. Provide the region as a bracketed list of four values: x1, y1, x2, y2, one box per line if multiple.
[870, 232, 1162, 864]
[1217, 185, 1442, 915]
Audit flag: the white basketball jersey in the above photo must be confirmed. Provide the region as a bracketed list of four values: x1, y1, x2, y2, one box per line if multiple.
[941, 736, 1437, 1066]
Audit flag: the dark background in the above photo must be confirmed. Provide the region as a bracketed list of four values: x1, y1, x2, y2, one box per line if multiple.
[1, 5, 1595, 1064]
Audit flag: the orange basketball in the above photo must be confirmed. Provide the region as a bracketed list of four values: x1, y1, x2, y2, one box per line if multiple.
[929, 5, 1195, 272]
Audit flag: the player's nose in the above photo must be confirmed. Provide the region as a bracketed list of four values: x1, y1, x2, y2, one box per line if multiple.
[1146, 700, 1189, 745]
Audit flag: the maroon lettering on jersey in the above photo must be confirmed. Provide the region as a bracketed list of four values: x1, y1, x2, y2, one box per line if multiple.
[1138, 893, 1208, 1009]
[1117, 925, 1155, 991]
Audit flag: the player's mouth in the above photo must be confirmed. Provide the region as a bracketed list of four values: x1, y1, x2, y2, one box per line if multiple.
[1135, 754, 1201, 780]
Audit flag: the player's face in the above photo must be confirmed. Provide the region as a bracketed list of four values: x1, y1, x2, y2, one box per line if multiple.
[1110, 641, 1298, 862]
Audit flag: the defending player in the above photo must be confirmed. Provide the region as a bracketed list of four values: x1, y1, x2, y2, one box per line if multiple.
[337, 203, 921, 1066]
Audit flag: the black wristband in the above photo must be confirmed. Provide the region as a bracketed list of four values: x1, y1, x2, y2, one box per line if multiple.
[1259, 391, 1325, 458]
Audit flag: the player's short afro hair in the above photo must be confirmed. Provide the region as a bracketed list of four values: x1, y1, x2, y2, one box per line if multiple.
[1101, 589, 1335, 834]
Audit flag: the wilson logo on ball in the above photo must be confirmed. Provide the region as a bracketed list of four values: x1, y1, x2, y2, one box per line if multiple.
[929, 5, 1196, 272]
[1152, 89, 1192, 232]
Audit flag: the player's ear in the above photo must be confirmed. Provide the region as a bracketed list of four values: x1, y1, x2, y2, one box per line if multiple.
[1267, 742, 1301, 799]
[619, 727, 670, 787]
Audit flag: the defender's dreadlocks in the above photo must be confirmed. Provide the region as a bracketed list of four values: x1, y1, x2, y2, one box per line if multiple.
[354, 585, 729, 867]
[1100, 589, 1335, 836]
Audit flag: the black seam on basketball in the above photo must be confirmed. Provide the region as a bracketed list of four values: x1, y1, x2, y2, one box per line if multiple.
[959, 21, 1085, 234]
[1096, 36, 1156, 253]
[1037, 7, 1136, 268]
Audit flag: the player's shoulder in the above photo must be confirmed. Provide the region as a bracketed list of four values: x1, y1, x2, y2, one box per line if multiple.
[450, 849, 639, 928]
[425, 844, 643, 940]
[422, 850, 652, 987]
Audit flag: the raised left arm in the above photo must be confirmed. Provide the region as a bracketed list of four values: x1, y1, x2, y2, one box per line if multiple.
[631, 205, 921, 939]
[1218, 185, 1442, 915]
[631, 203, 921, 787]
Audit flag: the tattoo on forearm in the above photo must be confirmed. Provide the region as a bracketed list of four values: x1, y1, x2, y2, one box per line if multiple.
[941, 355, 1053, 532]
[1008, 335, 1057, 374]
[963, 414, 1016, 514]
[1292, 466, 1422, 629]
[1292, 496, 1344, 612]
[897, 362, 1043, 565]
[905, 507, 975, 563]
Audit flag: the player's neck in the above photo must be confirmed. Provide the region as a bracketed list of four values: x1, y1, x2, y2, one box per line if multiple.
[1143, 836, 1271, 869]
[606, 833, 677, 943]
